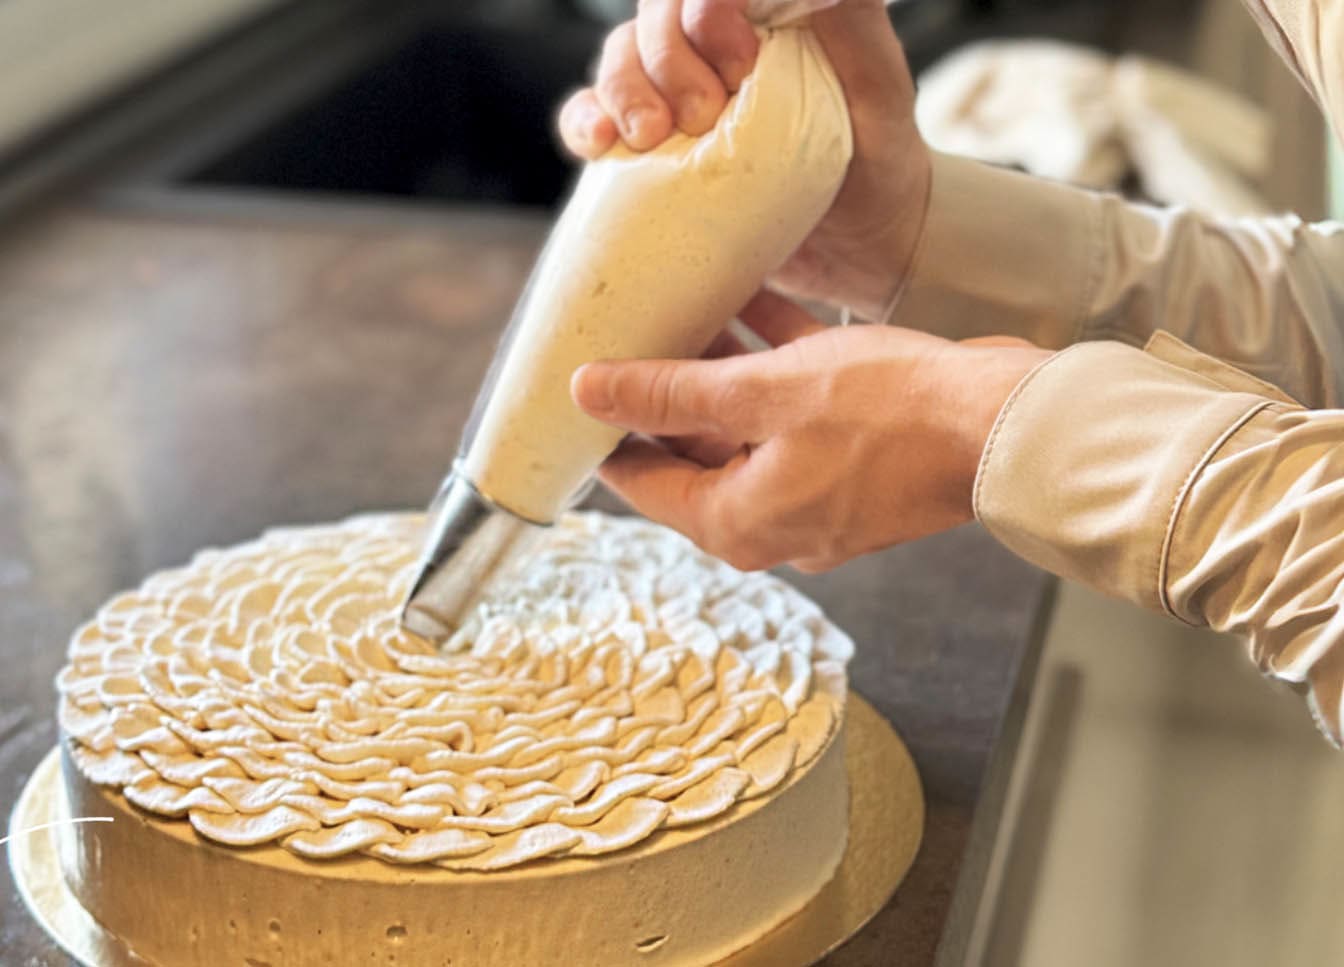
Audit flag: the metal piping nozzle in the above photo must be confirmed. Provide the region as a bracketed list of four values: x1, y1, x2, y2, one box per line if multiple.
[399, 470, 540, 642]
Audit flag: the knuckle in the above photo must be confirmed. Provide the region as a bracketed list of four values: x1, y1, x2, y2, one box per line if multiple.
[645, 364, 676, 428]
[708, 376, 749, 425]
[705, 500, 771, 572]
[602, 21, 637, 62]
[640, 40, 682, 86]
[712, 367, 768, 432]
[672, 367, 712, 426]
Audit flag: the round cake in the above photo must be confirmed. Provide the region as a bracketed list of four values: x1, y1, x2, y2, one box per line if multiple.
[54, 512, 853, 966]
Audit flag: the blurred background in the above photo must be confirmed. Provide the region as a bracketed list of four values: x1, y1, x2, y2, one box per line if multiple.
[1, 2, 1341, 966]
[0, 0, 1327, 218]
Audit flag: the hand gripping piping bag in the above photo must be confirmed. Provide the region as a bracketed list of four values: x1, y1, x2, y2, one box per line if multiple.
[464, 0, 853, 521]
[402, 0, 852, 638]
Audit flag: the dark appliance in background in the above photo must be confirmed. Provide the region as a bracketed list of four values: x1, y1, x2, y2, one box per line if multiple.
[172, 0, 1125, 209]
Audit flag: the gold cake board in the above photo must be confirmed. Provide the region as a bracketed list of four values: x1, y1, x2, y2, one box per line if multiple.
[9, 693, 923, 966]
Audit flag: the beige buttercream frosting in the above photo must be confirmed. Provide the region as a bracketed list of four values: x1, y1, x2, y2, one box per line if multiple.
[57, 512, 851, 870]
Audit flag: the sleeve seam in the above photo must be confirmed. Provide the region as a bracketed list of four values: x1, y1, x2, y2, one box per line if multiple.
[1156, 399, 1282, 622]
[1070, 192, 1107, 344]
[879, 156, 937, 327]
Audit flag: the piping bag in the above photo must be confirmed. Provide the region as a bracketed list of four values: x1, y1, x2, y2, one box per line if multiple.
[400, 0, 853, 642]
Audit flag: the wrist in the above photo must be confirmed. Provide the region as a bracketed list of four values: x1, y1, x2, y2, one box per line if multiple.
[844, 142, 933, 323]
[949, 345, 1055, 515]
[773, 140, 933, 322]
[868, 143, 933, 323]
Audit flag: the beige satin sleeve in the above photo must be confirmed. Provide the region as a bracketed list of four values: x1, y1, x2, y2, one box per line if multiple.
[894, 0, 1344, 402]
[1242, 1, 1344, 143]
[975, 332, 1344, 745]
[891, 151, 1344, 408]
[884, 0, 1344, 743]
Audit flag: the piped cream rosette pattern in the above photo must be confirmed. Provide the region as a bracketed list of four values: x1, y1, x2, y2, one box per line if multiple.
[57, 513, 852, 870]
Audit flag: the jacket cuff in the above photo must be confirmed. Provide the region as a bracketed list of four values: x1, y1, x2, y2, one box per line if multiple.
[973, 335, 1279, 613]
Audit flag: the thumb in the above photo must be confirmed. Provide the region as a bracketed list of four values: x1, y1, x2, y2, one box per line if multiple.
[572, 356, 766, 438]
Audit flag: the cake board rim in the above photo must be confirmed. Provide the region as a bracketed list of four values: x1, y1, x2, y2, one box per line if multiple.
[9, 691, 923, 967]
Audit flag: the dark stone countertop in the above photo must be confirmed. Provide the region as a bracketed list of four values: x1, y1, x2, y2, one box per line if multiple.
[0, 198, 1052, 965]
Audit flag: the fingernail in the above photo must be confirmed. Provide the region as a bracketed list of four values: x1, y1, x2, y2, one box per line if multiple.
[622, 106, 655, 145]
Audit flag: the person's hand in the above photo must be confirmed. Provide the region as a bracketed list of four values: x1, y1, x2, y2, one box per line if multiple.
[570, 292, 1051, 572]
[557, 0, 931, 322]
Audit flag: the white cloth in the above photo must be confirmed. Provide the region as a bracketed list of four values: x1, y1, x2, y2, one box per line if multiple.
[915, 39, 1273, 215]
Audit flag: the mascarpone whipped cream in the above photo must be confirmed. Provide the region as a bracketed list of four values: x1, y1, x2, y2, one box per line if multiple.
[57, 512, 852, 870]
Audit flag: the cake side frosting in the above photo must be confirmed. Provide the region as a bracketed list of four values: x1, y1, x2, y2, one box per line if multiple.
[56, 512, 852, 870]
[57, 715, 849, 966]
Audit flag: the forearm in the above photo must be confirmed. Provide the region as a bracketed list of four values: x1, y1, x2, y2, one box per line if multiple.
[892, 153, 1344, 407]
[976, 331, 1344, 744]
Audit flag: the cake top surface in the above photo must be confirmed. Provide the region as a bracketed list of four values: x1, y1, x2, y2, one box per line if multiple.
[57, 512, 851, 870]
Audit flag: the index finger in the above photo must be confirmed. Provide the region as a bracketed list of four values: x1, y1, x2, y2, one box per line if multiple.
[571, 355, 774, 441]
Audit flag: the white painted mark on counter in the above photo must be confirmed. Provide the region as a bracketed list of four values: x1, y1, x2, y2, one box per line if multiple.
[1, 817, 112, 848]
